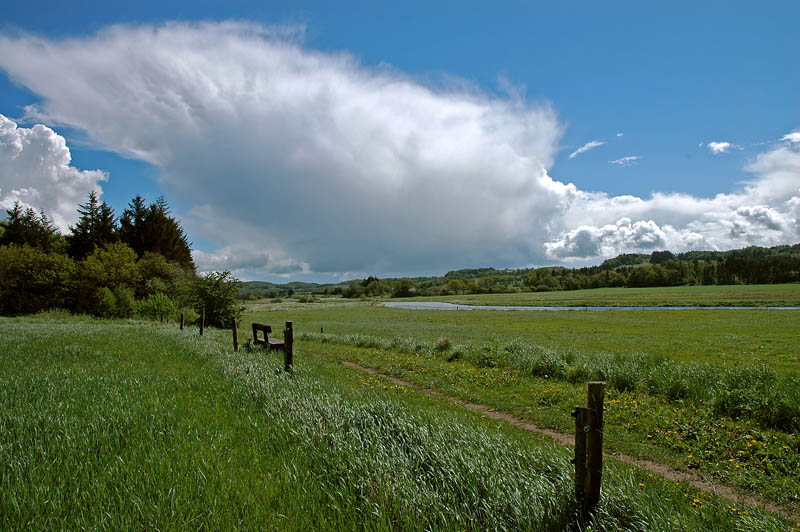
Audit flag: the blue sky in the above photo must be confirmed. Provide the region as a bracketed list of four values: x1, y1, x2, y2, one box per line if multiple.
[1, 2, 799, 281]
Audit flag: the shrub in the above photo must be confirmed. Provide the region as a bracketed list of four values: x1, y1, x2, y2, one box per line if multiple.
[193, 271, 243, 328]
[0, 244, 76, 315]
[473, 347, 499, 368]
[391, 279, 415, 298]
[72, 242, 140, 316]
[174, 306, 199, 325]
[114, 286, 136, 318]
[528, 350, 568, 379]
[94, 286, 135, 319]
[136, 293, 178, 321]
[436, 337, 451, 351]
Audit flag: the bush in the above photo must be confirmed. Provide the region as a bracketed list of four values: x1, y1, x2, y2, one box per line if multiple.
[0, 244, 76, 315]
[193, 271, 242, 328]
[528, 350, 568, 379]
[136, 293, 178, 321]
[94, 286, 135, 319]
[436, 337, 451, 351]
[391, 279, 415, 298]
[174, 306, 199, 325]
[72, 242, 140, 316]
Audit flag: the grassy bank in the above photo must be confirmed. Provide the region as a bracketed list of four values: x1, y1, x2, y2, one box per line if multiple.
[0, 316, 793, 530]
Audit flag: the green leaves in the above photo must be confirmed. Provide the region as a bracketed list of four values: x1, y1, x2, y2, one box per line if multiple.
[193, 271, 242, 328]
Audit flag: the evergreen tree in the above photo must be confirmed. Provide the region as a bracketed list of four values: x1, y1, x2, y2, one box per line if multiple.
[118, 195, 148, 255]
[0, 201, 62, 251]
[118, 195, 194, 270]
[67, 192, 118, 259]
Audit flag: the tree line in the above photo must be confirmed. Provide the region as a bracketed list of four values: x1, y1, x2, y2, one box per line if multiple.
[0, 194, 240, 326]
[328, 245, 800, 298]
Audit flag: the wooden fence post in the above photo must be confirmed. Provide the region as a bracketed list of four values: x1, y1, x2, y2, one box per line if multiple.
[180, 312, 184, 330]
[284, 321, 294, 372]
[585, 382, 606, 509]
[572, 381, 606, 518]
[232, 318, 239, 352]
[571, 406, 589, 505]
[200, 309, 205, 337]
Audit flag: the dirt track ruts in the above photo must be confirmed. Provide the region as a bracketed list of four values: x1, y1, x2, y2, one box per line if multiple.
[340, 360, 798, 524]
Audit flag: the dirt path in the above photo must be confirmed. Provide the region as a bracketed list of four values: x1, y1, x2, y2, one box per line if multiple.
[341, 360, 799, 524]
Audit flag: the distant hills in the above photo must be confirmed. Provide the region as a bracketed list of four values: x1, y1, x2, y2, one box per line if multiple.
[239, 243, 800, 298]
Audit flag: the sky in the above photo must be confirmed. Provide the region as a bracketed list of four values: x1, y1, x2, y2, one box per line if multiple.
[1, 1, 799, 282]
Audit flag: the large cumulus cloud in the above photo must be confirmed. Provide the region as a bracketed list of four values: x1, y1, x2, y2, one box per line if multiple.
[0, 115, 106, 231]
[546, 143, 800, 262]
[0, 22, 568, 274]
[0, 22, 798, 276]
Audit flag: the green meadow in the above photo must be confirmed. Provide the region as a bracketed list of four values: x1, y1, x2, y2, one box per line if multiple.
[246, 296, 800, 516]
[1, 315, 796, 530]
[248, 300, 800, 372]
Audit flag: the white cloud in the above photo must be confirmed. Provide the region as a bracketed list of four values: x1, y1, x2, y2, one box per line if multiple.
[569, 140, 605, 159]
[544, 218, 667, 258]
[616, 132, 623, 137]
[782, 131, 800, 144]
[543, 143, 800, 261]
[193, 246, 310, 276]
[0, 22, 564, 275]
[0, 114, 106, 231]
[707, 141, 733, 154]
[609, 155, 641, 166]
[733, 205, 785, 232]
[0, 22, 798, 274]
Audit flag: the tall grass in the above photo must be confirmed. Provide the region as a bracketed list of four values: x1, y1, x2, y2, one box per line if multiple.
[0, 318, 791, 530]
[299, 331, 800, 432]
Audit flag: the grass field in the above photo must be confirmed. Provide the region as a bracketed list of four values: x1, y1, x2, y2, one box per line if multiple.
[247, 302, 800, 373]
[401, 283, 800, 308]
[1, 316, 795, 530]
[245, 300, 800, 515]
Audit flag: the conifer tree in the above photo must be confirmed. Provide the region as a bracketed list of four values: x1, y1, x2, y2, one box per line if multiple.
[118, 195, 194, 270]
[119, 195, 148, 255]
[67, 191, 118, 259]
[0, 201, 61, 251]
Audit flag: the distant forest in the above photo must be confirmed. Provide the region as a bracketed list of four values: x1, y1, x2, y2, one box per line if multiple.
[240, 244, 800, 299]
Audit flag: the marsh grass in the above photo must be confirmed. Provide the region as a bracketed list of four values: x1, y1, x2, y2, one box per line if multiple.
[299, 331, 800, 432]
[0, 317, 793, 530]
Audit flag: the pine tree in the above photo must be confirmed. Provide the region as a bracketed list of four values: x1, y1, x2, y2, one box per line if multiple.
[119, 195, 148, 255]
[67, 192, 118, 259]
[0, 201, 61, 251]
[118, 195, 194, 270]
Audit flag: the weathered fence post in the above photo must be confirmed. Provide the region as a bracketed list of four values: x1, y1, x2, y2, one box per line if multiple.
[284, 321, 294, 372]
[200, 309, 205, 337]
[320, 326, 323, 334]
[586, 382, 605, 508]
[232, 318, 239, 352]
[571, 406, 589, 504]
[572, 381, 606, 518]
[180, 312, 184, 330]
